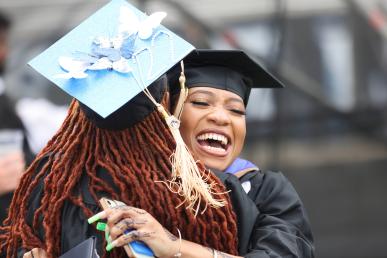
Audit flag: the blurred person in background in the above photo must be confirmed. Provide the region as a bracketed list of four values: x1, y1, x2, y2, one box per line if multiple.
[0, 10, 33, 225]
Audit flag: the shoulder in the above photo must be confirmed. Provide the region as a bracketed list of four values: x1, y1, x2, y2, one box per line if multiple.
[239, 169, 302, 208]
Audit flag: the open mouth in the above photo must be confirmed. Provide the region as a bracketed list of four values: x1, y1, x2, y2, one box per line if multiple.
[196, 132, 230, 155]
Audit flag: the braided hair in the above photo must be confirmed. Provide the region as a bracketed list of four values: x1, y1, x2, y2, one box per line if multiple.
[0, 95, 238, 257]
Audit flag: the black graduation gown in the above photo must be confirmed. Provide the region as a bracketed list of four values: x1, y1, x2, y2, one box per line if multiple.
[15, 158, 112, 258]
[215, 169, 314, 257]
[13, 159, 314, 258]
[0, 94, 34, 225]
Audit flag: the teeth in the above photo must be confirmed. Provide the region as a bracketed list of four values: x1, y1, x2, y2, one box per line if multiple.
[203, 145, 227, 153]
[197, 133, 228, 146]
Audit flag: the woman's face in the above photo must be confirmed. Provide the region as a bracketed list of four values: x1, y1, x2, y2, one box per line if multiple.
[179, 87, 246, 171]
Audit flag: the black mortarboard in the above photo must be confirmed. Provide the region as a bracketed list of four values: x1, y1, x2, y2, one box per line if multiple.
[168, 49, 284, 105]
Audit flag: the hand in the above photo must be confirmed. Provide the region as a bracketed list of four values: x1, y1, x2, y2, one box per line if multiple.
[22, 248, 48, 258]
[0, 151, 25, 195]
[100, 205, 181, 258]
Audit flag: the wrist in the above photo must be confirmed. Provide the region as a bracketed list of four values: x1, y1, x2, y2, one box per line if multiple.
[171, 228, 182, 258]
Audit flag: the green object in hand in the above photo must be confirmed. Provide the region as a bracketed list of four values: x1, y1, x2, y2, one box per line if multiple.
[96, 222, 106, 231]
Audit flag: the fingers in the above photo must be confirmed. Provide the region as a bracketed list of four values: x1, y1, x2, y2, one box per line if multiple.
[106, 206, 149, 241]
[106, 230, 155, 251]
[106, 206, 148, 229]
[109, 217, 148, 240]
[88, 205, 156, 253]
[23, 248, 48, 258]
[88, 206, 147, 224]
[22, 251, 32, 258]
[35, 248, 49, 258]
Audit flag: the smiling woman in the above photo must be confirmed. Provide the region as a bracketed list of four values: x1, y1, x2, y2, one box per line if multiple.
[167, 49, 315, 257]
[179, 87, 246, 171]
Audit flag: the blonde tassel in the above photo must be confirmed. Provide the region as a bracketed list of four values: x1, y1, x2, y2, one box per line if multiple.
[157, 105, 227, 216]
[140, 62, 226, 215]
[173, 61, 189, 119]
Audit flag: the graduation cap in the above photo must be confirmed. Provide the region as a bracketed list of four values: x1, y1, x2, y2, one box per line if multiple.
[28, 0, 224, 215]
[168, 49, 284, 106]
[28, 0, 194, 119]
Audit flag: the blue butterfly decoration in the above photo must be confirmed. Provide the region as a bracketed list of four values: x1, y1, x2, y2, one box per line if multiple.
[55, 7, 167, 79]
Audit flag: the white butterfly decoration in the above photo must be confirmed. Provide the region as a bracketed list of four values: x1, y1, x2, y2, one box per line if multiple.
[55, 57, 89, 79]
[119, 7, 167, 40]
[88, 56, 132, 73]
[55, 7, 167, 79]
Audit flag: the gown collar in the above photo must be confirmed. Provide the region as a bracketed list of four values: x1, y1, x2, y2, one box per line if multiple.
[225, 157, 259, 175]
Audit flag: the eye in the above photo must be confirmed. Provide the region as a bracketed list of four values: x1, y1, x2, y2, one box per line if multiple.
[230, 109, 246, 115]
[191, 101, 210, 107]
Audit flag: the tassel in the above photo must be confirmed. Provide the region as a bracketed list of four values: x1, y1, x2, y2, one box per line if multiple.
[141, 61, 226, 215]
[156, 105, 227, 216]
[173, 61, 189, 119]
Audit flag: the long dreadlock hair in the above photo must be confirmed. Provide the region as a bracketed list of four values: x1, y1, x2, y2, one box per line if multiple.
[0, 94, 238, 257]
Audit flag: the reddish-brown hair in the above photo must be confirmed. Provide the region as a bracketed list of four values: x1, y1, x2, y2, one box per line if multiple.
[0, 99, 238, 257]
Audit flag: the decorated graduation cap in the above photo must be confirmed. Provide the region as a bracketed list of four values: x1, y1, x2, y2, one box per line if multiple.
[29, 0, 194, 118]
[28, 0, 224, 214]
[168, 49, 284, 108]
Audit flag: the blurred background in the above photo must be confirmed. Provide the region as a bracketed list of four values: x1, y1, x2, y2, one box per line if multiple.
[0, 0, 386, 257]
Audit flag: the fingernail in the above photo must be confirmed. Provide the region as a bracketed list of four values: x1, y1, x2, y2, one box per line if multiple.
[96, 222, 107, 231]
[87, 211, 107, 224]
[106, 240, 117, 252]
[105, 230, 111, 244]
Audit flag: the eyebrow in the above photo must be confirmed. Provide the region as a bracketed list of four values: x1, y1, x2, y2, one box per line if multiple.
[189, 89, 216, 97]
[189, 89, 244, 104]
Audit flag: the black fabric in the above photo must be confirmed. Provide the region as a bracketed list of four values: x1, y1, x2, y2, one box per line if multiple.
[167, 49, 284, 105]
[15, 155, 314, 258]
[183, 66, 252, 104]
[213, 170, 259, 253]
[17, 156, 115, 257]
[0, 94, 34, 225]
[214, 169, 315, 258]
[0, 95, 24, 130]
[79, 75, 167, 130]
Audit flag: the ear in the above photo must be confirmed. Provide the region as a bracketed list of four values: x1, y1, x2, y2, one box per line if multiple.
[161, 90, 170, 111]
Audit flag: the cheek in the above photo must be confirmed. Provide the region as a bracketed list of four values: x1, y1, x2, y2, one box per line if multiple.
[234, 120, 246, 153]
[179, 120, 190, 144]
[179, 108, 196, 146]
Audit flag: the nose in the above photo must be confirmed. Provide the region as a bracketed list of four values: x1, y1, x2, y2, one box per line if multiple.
[206, 106, 231, 126]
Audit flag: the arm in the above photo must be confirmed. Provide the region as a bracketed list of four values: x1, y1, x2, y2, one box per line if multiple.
[244, 171, 314, 258]
[98, 205, 243, 258]
[179, 240, 241, 258]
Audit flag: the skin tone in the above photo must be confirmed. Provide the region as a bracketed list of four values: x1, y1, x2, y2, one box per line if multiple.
[25, 87, 246, 258]
[25, 205, 242, 258]
[0, 28, 25, 196]
[179, 87, 246, 171]
[22, 248, 47, 258]
[0, 151, 25, 195]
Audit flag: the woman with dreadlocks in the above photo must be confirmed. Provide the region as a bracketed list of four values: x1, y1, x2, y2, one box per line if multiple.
[0, 0, 314, 255]
[0, 76, 240, 258]
[0, 1, 242, 257]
